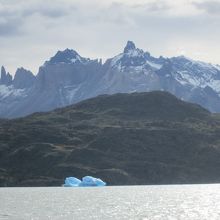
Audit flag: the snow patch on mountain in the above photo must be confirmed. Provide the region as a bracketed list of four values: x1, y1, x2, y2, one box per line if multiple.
[207, 80, 220, 94]
[146, 61, 162, 70]
[64, 85, 82, 104]
[111, 54, 124, 67]
[45, 49, 92, 66]
[126, 48, 144, 58]
[0, 85, 27, 99]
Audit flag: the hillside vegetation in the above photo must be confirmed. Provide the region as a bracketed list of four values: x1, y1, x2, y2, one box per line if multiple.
[1, 91, 220, 186]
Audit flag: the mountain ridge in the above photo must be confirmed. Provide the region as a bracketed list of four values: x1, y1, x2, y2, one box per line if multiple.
[0, 41, 220, 118]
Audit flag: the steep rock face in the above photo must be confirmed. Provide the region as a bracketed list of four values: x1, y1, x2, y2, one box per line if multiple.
[0, 41, 220, 118]
[26, 49, 103, 113]
[0, 67, 35, 118]
[13, 68, 36, 89]
[37, 49, 99, 90]
[0, 66, 12, 86]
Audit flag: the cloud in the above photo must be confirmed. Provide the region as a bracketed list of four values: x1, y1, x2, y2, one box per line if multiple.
[0, 0, 219, 74]
[22, 1, 76, 18]
[0, 0, 76, 37]
[0, 17, 21, 36]
[0, 0, 202, 38]
[131, 1, 170, 12]
[146, 1, 170, 11]
[193, 0, 220, 15]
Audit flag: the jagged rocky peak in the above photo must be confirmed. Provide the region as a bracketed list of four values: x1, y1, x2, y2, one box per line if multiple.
[13, 67, 36, 89]
[123, 41, 146, 56]
[111, 41, 150, 67]
[1, 66, 6, 77]
[0, 66, 12, 85]
[6, 72, 12, 82]
[46, 48, 91, 65]
[123, 40, 136, 53]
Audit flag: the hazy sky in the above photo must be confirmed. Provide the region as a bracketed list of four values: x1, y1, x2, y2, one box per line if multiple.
[0, 0, 220, 75]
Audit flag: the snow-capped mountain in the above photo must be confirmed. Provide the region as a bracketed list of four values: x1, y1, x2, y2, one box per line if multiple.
[0, 41, 220, 118]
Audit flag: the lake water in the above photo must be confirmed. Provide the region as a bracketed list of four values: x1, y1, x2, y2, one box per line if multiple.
[1, 184, 220, 219]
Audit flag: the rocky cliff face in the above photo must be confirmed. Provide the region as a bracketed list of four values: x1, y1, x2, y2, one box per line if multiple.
[13, 68, 36, 89]
[0, 66, 12, 86]
[0, 41, 220, 118]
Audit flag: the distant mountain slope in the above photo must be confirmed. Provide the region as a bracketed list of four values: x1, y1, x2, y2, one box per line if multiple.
[0, 41, 220, 118]
[1, 91, 220, 186]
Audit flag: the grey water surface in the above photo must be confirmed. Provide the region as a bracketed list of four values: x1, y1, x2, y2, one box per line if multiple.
[1, 184, 220, 220]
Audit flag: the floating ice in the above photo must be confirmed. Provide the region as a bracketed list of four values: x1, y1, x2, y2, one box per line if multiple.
[63, 177, 82, 187]
[63, 176, 106, 187]
[80, 176, 106, 187]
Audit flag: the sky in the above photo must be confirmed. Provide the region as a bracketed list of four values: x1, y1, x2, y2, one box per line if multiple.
[0, 0, 220, 75]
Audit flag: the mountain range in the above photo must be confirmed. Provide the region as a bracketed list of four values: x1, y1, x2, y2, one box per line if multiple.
[1, 41, 220, 118]
[1, 91, 220, 186]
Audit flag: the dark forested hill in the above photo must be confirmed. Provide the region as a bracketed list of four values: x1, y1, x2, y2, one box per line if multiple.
[1, 91, 220, 186]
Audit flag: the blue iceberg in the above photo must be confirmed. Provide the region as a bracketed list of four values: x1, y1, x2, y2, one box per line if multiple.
[80, 176, 106, 187]
[64, 177, 82, 187]
[63, 176, 106, 187]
